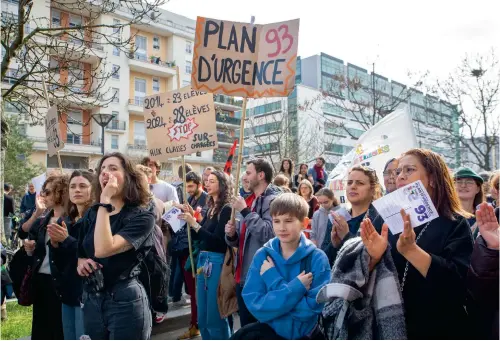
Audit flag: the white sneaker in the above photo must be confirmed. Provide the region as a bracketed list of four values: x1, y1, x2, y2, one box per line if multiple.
[172, 296, 188, 308]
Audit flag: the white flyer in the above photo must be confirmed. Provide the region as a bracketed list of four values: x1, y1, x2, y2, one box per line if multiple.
[161, 206, 186, 233]
[372, 180, 439, 234]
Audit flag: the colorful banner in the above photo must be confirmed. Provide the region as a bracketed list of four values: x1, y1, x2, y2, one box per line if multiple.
[191, 17, 300, 98]
[45, 106, 64, 156]
[327, 106, 418, 206]
[143, 87, 218, 160]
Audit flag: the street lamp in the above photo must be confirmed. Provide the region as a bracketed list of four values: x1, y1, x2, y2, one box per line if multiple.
[92, 113, 115, 155]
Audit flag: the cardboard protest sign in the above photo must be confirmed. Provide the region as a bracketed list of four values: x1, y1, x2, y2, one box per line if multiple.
[45, 106, 64, 156]
[143, 87, 217, 160]
[192, 17, 300, 98]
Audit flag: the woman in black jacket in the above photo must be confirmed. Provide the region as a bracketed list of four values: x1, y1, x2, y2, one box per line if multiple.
[48, 170, 95, 340]
[78, 152, 155, 340]
[19, 174, 69, 340]
[466, 202, 499, 340]
[360, 148, 473, 339]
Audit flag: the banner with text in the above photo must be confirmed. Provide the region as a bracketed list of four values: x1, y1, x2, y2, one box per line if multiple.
[45, 106, 64, 157]
[191, 17, 300, 98]
[327, 106, 418, 206]
[143, 87, 217, 160]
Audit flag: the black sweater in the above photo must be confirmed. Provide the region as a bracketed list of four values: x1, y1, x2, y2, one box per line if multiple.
[388, 215, 473, 339]
[49, 217, 83, 307]
[196, 205, 231, 254]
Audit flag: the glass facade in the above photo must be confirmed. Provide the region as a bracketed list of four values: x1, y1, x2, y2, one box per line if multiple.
[244, 101, 282, 118]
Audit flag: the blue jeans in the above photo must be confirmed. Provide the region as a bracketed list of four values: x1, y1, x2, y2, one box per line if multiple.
[196, 251, 230, 340]
[169, 253, 184, 301]
[62, 304, 85, 340]
[82, 278, 152, 340]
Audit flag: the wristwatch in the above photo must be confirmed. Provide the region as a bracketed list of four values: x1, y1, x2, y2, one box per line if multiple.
[94, 203, 115, 213]
[192, 223, 201, 232]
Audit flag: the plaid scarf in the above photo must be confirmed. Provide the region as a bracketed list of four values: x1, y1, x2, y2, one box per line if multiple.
[316, 237, 407, 340]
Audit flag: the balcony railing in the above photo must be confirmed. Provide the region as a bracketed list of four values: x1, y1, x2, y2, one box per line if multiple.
[127, 143, 147, 150]
[216, 113, 241, 126]
[50, 24, 104, 51]
[106, 120, 126, 131]
[217, 134, 239, 144]
[66, 136, 102, 146]
[214, 94, 243, 107]
[129, 53, 176, 69]
[129, 97, 144, 106]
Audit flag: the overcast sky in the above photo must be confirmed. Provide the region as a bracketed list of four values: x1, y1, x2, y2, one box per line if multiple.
[162, 0, 500, 87]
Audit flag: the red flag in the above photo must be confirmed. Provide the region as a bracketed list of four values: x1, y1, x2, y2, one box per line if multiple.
[224, 140, 238, 175]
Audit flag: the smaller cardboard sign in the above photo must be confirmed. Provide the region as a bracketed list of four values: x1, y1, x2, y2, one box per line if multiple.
[45, 106, 64, 156]
[30, 173, 46, 194]
[143, 87, 218, 160]
[372, 180, 439, 234]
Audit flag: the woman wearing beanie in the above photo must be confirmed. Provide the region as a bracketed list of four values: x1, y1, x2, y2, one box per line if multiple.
[453, 167, 485, 239]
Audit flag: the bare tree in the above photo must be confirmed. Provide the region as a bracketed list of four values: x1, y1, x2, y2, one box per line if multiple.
[300, 64, 426, 139]
[1, 0, 166, 140]
[244, 102, 338, 172]
[431, 50, 500, 171]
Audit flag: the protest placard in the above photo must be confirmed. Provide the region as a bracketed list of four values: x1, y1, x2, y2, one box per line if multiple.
[372, 180, 439, 234]
[191, 17, 300, 98]
[161, 206, 186, 233]
[143, 87, 218, 160]
[45, 106, 64, 157]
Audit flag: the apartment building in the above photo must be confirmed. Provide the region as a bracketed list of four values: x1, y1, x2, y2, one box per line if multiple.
[1, 1, 241, 179]
[243, 52, 461, 172]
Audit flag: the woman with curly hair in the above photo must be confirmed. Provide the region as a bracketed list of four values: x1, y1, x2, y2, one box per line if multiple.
[19, 174, 69, 339]
[179, 170, 233, 340]
[278, 158, 294, 187]
[77, 152, 155, 340]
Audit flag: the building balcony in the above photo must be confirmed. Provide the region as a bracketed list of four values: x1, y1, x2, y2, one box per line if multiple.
[213, 94, 242, 111]
[106, 119, 127, 133]
[127, 143, 148, 157]
[217, 134, 239, 146]
[128, 53, 176, 77]
[128, 97, 144, 115]
[216, 113, 241, 128]
[29, 135, 102, 155]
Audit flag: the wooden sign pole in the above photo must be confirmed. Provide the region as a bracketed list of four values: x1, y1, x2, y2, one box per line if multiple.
[230, 97, 248, 222]
[41, 78, 63, 173]
[176, 66, 196, 279]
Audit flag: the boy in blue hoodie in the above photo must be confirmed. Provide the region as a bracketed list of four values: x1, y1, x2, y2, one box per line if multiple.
[236, 193, 330, 340]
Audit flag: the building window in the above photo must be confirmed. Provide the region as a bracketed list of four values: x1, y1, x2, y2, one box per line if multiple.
[153, 36, 160, 50]
[111, 135, 119, 149]
[51, 9, 61, 27]
[113, 46, 120, 56]
[134, 78, 146, 105]
[112, 88, 119, 103]
[185, 61, 192, 74]
[152, 78, 160, 92]
[112, 64, 120, 79]
[185, 41, 192, 53]
[112, 19, 120, 34]
[182, 80, 191, 87]
[134, 121, 146, 146]
[134, 36, 147, 61]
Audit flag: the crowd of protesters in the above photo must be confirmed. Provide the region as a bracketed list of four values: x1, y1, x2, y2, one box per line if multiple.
[1, 149, 499, 340]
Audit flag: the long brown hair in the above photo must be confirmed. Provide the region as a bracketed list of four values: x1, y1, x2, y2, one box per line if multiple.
[348, 166, 383, 201]
[401, 148, 468, 220]
[207, 170, 233, 214]
[279, 158, 294, 176]
[67, 170, 94, 223]
[94, 152, 151, 207]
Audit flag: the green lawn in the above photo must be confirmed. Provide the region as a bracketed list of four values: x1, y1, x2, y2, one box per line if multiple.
[1, 302, 32, 340]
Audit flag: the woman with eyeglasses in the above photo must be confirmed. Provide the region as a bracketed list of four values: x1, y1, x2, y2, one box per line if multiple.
[297, 180, 319, 220]
[360, 148, 473, 339]
[78, 153, 155, 340]
[178, 170, 233, 340]
[325, 166, 384, 266]
[47, 170, 95, 340]
[382, 158, 398, 194]
[19, 174, 69, 340]
[453, 167, 485, 238]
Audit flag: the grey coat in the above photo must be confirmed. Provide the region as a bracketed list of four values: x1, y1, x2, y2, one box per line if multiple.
[311, 206, 330, 247]
[225, 184, 282, 284]
[316, 237, 407, 340]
